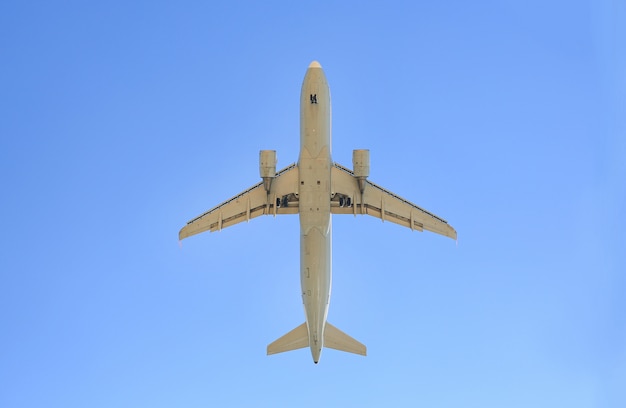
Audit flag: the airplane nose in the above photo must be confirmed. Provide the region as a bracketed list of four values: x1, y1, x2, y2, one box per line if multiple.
[309, 61, 322, 69]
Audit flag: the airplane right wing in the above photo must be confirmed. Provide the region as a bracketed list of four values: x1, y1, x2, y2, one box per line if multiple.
[179, 164, 299, 240]
[331, 163, 457, 240]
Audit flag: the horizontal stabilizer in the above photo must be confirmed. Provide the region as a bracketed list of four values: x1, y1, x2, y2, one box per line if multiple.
[267, 323, 309, 355]
[324, 322, 366, 356]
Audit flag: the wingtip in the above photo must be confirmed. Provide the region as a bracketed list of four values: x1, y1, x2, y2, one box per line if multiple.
[179, 223, 194, 240]
[448, 226, 458, 241]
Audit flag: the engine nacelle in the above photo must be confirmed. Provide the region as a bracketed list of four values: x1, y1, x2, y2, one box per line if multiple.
[352, 149, 370, 193]
[259, 150, 277, 192]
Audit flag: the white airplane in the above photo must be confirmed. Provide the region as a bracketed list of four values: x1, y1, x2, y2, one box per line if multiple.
[179, 61, 457, 364]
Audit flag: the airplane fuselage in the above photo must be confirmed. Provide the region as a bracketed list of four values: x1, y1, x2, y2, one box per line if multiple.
[298, 61, 332, 363]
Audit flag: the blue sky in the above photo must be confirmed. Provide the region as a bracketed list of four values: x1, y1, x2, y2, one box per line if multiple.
[1, 1, 624, 407]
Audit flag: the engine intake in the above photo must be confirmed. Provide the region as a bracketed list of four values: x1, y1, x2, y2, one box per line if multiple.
[259, 150, 277, 192]
[352, 149, 370, 193]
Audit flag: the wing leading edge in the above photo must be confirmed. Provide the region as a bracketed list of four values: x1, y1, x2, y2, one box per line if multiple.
[330, 163, 457, 240]
[179, 164, 299, 240]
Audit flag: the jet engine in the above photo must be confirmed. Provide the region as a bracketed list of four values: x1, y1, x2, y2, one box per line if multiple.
[259, 150, 277, 193]
[352, 149, 370, 193]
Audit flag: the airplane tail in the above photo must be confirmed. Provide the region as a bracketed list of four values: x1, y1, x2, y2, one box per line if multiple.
[324, 322, 367, 356]
[266, 322, 366, 356]
[267, 323, 309, 355]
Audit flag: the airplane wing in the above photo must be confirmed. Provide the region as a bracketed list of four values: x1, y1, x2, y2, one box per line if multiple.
[179, 164, 299, 240]
[330, 163, 457, 240]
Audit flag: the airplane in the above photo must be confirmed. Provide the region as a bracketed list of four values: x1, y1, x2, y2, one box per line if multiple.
[179, 61, 457, 364]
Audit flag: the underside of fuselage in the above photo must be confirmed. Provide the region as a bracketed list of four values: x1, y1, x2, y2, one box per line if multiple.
[298, 61, 332, 363]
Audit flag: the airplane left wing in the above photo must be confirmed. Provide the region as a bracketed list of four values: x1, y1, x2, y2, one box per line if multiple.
[179, 164, 299, 240]
[331, 163, 457, 240]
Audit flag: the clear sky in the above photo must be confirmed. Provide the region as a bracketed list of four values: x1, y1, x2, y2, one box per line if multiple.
[1, 1, 624, 407]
